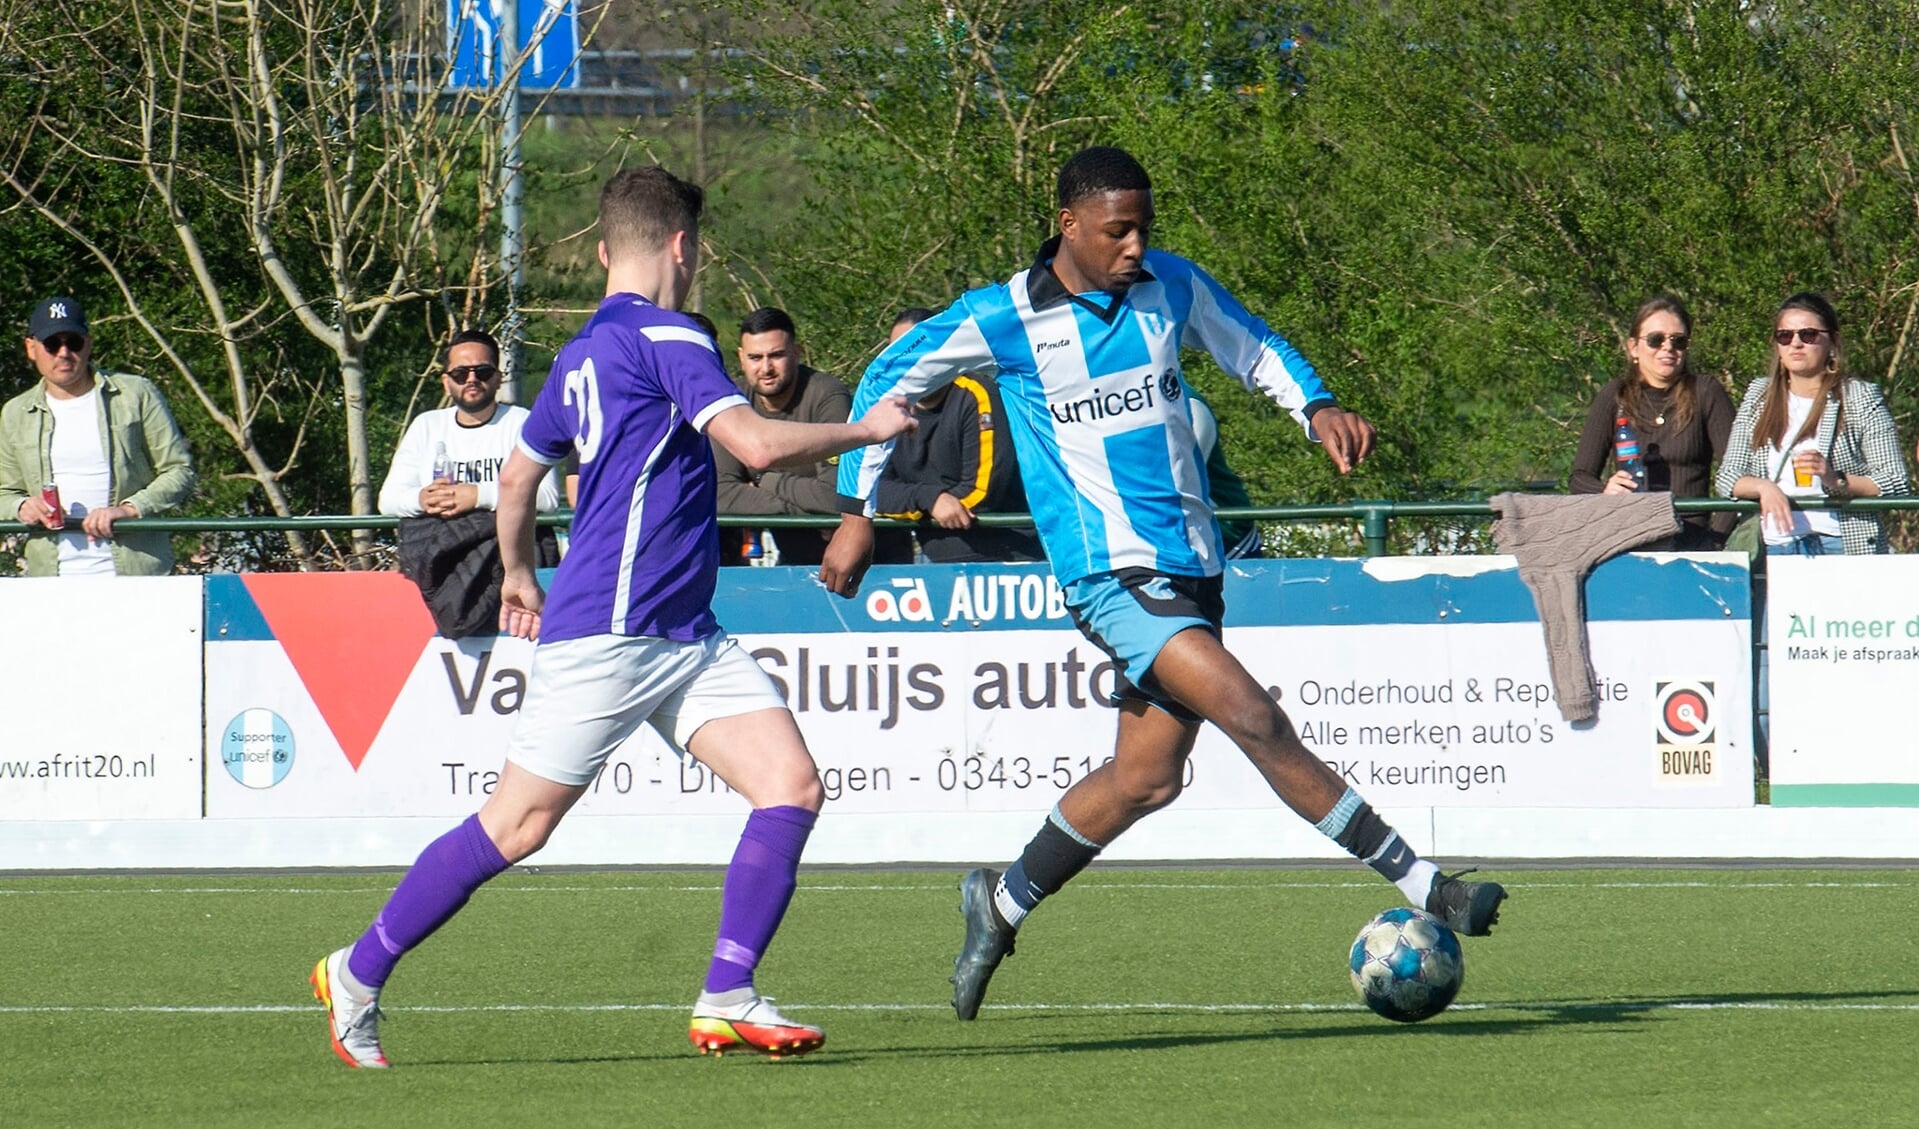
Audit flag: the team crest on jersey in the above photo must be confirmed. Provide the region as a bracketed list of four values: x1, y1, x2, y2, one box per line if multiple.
[1159, 369, 1182, 401]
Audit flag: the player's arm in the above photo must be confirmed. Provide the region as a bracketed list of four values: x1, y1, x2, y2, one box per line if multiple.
[824, 300, 997, 596]
[496, 448, 552, 640]
[1180, 261, 1373, 473]
[702, 397, 916, 478]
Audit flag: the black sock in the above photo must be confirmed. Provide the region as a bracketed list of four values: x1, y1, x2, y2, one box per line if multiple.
[996, 810, 1102, 927]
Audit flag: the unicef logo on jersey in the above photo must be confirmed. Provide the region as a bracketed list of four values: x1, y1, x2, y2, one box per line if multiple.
[1159, 368, 1181, 401]
[221, 708, 296, 789]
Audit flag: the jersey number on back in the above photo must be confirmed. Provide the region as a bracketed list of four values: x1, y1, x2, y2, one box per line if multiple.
[564, 358, 604, 464]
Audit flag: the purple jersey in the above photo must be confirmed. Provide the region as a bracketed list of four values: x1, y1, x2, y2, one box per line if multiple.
[518, 293, 748, 643]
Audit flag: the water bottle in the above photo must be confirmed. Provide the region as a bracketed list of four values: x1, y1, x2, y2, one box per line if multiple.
[431, 441, 453, 484]
[1612, 415, 1646, 491]
[743, 528, 765, 566]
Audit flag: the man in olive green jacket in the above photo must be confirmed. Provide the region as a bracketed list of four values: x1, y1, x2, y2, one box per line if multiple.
[0, 297, 195, 576]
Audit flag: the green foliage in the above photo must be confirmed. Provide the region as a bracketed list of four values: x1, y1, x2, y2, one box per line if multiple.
[727, 0, 1919, 544]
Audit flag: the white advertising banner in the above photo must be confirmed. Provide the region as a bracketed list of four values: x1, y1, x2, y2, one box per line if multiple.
[203, 556, 1754, 820]
[1766, 555, 1919, 807]
[0, 576, 203, 820]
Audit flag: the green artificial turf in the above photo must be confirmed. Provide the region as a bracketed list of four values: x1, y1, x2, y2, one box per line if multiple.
[3, 867, 1914, 1127]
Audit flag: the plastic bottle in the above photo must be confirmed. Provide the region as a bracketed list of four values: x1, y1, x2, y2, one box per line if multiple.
[431, 441, 453, 484]
[1612, 415, 1646, 491]
[743, 528, 765, 565]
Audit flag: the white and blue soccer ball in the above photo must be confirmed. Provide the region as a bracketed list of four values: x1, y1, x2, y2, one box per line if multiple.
[1349, 906, 1464, 1023]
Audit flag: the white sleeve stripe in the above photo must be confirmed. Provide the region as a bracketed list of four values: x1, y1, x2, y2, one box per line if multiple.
[641, 325, 719, 352]
[516, 437, 565, 467]
[691, 393, 748, 433]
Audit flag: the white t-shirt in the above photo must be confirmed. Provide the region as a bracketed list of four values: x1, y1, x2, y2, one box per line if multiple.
[46, 387, 117, 575]
[376, 404, 561, 517]
[1762, 392, 1841, 545]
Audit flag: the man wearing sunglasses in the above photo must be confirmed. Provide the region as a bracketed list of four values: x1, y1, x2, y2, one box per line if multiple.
[0, 296, 195, 576]
[379, 328, 561, 636]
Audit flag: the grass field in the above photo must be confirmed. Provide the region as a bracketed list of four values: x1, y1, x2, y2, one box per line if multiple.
[5, 865, 1916, 1128]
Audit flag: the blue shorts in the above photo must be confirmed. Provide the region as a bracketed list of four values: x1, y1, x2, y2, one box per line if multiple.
[1063, 568, 1224, 722]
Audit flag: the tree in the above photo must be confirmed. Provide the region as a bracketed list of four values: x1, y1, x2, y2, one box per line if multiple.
[0, 0, 576, 561]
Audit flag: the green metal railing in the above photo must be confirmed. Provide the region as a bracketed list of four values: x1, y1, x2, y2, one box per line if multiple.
[5, 496, 1915, 556]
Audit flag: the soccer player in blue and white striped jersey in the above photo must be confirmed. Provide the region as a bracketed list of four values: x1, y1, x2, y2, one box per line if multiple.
[822, 147, 1509, 1020]
[310, 167, 915, 1066]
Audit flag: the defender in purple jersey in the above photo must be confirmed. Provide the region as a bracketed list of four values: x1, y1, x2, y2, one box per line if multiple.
[310, 166, 915, 1068]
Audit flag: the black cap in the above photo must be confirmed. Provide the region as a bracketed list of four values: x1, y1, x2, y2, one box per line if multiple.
[28, 297, 88, 341]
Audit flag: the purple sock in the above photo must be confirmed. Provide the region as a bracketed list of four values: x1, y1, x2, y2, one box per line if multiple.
[347, 814, 510, 989]
[704, 805, 817, 994]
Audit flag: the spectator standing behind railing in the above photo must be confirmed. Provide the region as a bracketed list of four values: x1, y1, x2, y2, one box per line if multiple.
[873, 307, 1044, 563]
[0, 296, 195, 576]
[1715, 291, 1909, 556]
[378, 328, 561, 636]
[1569, 294, 1735, 550]
[713, 307, 911, 565]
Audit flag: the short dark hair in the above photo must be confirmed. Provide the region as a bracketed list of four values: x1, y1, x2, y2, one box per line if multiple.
[688, 311, 720, 345]
[739, 306, 797, 340]
[1057, 146, 1152, 208]
[891, 307, 936, 331]
[448, 328, 499, 360]
[599, 166, 704, 260]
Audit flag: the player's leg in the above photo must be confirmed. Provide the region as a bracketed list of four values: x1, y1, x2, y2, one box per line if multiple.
[663, 634, 827, 1057]
[951, 570, 1209, 1019]
[311, 635, 665, 1068]
[1147, 627, 1506, 934]
[948, 702, 1198, 1018]
[311, 764, 585, 1068]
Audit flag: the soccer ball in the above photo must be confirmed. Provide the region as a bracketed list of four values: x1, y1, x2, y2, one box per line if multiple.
[1348, 907, 1464, 1023]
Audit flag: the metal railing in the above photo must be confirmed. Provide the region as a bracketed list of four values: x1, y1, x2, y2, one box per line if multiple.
[6, 495, 1914, 556]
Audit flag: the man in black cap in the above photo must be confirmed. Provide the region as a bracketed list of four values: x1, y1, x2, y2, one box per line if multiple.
[0, 296, 195, 575]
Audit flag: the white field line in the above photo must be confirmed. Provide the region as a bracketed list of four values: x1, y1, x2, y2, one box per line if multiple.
[2, 999, 1917, 1016]
[1, 880, 1916, 896]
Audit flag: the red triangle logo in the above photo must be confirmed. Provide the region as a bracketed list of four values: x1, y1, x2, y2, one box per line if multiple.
[242, 573, 439, 771]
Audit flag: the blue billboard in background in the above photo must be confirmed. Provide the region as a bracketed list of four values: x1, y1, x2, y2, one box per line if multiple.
[447, 0, 581, 90]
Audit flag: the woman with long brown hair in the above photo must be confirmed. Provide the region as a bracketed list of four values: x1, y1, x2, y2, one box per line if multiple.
[1571, 294, 1735, 549]
[1715, 291, 1908, 555]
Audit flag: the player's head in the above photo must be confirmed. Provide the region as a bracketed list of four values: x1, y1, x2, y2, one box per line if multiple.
[443, 328, 503, 414]
[738, 306, 803, 407]
[598, 166, 705, 306]
[888, 306, 935, 345]
[1054, 147, 1154, 295]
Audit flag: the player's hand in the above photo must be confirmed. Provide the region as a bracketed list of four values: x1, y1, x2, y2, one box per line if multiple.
[1313, 406, 1375, 474]
[500, 568, 546, 640]
[859, 395, 919, 444]
[931, 493, 975, 530]
[81, 503, 135, 539]
[1602, 471, 1640, 495]
[819, 514, 876, 598]
[16, 496, 62, 529]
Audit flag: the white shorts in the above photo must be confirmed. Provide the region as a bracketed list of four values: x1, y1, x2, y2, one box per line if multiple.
[505, 630, 788, 787]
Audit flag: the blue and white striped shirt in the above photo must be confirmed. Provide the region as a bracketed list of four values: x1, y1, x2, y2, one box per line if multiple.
[839, 239, 1335, 584]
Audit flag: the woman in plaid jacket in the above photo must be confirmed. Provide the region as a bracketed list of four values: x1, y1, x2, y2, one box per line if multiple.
[1715, 291, 1909, 555]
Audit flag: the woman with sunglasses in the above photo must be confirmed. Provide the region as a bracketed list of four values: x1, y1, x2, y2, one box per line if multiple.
[1571, 294, 1735, 549]
[1714, 291, 1908, 556]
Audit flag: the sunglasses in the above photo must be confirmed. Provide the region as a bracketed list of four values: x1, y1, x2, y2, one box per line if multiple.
[445, 364, 500, 383]
[1639, 332, 1689, 352]
[40, 334, 87, 355]
[1773, 327, 1829, 346]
